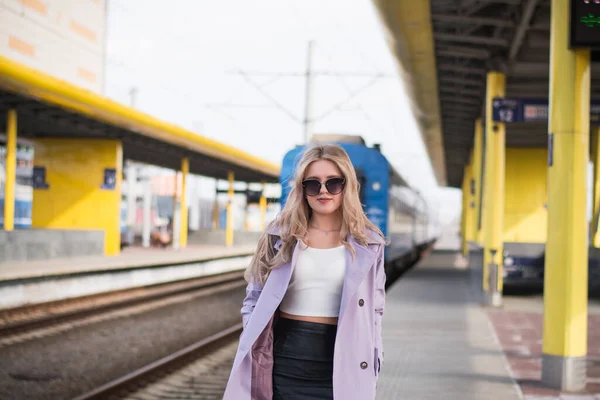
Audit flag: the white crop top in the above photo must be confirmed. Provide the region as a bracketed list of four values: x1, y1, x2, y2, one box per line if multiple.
[279, 245, 346, 318]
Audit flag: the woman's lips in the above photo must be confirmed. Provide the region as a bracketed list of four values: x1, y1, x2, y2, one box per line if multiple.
[317, 199, 332, 203]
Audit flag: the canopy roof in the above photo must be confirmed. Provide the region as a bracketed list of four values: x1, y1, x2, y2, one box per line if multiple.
[373, 0, 599, 188]
[0, 56, 280, 183]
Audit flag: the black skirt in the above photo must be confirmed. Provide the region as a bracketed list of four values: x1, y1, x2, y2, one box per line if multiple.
[272, 317, 337, 400]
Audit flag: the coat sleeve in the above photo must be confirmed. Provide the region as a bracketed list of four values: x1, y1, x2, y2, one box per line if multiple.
[241, 277, 264, 329]
[374, 244, 386, 367]
[240, 235, 280, 329]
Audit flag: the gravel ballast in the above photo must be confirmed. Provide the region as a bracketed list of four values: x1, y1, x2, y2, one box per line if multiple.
[0, 285, 245, 400]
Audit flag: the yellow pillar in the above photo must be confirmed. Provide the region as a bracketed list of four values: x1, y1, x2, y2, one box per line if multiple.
[461, 165, 471, 256]
[3, 109, 17, 231]
[482, 71, 506, 306]
[172, 171, 178, 220]
[472, 119, 484, 245]
[465, 164, 474, 252]
[226, 171, 234, 247]
[466, 147, 475, 240]
[172, 170, 179, 249]
[542, 0, 589, 390]
[179, 157, 189, 248]
[259, 192, 267, 232]
[460, 182, 466, 253]
[592, 127, 600, 247]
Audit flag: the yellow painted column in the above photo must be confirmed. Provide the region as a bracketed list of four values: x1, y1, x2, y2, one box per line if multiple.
[592, 127, 600, 247]
[482, 71, 506, 306]
[460, 176, 466, 254]
[472, 119, 484, 245]
[461, 165, 472, 256]
[179, 157, 189, 248]
[3, 109, 17, 231]
[259, 188, 267, 232]
[465, 164, 474, 242]
[172, 171, 180, 249]
[226, 171, 234, 247]
[542, 0, 589, 390]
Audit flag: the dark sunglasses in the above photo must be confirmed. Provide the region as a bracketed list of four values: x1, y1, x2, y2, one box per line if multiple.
[302, 177, 346, 196]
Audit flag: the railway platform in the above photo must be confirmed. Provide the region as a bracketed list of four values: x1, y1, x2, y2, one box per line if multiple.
[0, 244, 255, 283]
[376, 252, 600, 400]
[0, 244, 256, 310]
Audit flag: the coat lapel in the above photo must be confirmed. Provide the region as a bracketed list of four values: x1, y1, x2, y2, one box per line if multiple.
[338, 236, 379, 321]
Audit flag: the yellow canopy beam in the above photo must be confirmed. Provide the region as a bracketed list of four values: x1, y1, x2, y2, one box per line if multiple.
[0, 56, 279, 179]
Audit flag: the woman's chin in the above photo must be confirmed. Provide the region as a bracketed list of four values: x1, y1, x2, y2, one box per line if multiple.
[311, 204, 340, 216]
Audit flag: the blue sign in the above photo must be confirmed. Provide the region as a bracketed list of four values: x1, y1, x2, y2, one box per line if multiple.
[492, 97, 600, 124]
[33, 166, 49, 189]
[101, 168, 117, 190]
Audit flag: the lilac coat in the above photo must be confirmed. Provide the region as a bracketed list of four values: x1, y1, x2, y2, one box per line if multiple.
[222, 225, 386, 400]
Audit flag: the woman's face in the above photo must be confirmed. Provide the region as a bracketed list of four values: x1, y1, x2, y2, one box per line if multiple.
[302, 160, 345, 216]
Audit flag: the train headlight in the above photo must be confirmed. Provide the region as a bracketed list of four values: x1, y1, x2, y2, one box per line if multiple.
[372, 182, 381, 191]
[504, 257, 514, 266]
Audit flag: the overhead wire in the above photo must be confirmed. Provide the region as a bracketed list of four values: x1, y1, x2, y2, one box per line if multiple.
[311, 76, 382, 123]
[283, 1, 393, 134]
[312, 11, 389, 137]
[237, 71, 303, 123]
[199, 2, 392, 134]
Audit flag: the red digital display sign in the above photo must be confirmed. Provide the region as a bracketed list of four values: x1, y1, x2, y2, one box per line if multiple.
[571, 0, 600, 48]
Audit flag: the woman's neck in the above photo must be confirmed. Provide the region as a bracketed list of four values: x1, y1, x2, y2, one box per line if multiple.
[310, 211, 342, 231]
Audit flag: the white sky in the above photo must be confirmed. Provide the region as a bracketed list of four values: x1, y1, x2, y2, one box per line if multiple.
[104, 0, 461, 224]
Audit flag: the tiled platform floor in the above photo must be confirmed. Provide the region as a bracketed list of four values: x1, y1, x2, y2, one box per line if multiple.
[375, 252, 522, 400]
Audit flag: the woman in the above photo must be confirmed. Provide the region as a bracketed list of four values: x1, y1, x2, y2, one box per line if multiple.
[223, 143, 386, 400]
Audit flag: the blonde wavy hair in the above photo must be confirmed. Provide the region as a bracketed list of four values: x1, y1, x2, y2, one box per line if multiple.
[245, 143, 383, 284]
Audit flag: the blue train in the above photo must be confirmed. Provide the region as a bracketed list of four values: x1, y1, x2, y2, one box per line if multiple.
[279, 134, 436, 281]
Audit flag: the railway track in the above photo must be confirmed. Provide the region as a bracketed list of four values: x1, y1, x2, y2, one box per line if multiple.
[72, 324, 242, 400]
[0, 269, 246, 346]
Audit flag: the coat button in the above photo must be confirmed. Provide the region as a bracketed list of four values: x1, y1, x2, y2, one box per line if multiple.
[358, 299, 365, 307]
[360, 361, 368, 370]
